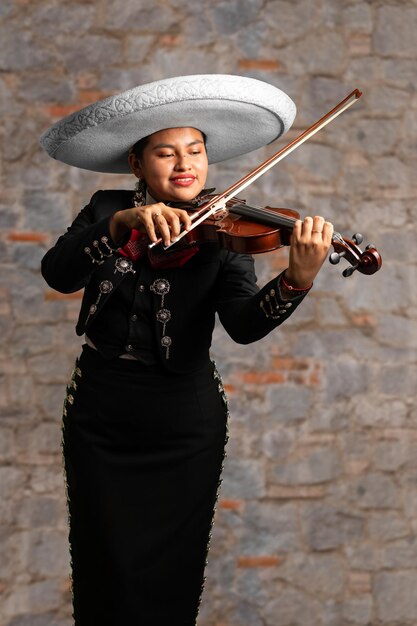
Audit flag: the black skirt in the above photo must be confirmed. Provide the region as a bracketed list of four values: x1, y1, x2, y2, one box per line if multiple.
[62, 345, 229, 626]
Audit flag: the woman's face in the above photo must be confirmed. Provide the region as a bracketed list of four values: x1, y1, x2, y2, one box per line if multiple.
[129, 127, 208, 203]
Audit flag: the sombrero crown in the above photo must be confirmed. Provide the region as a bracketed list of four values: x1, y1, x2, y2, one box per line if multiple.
[40, 74, 296, 174]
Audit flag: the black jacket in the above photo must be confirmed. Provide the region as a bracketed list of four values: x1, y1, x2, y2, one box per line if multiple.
[41, 190, 307, 373]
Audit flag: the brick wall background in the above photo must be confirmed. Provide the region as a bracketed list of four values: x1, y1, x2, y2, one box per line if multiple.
[1, 0, 416, 625]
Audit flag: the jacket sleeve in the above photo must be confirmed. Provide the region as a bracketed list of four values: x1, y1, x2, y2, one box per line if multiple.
[41, 191, 120, 293]
[216, 250, 307, 344]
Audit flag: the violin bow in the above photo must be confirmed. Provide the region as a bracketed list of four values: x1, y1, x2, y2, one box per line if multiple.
[150, 89, 362, 250]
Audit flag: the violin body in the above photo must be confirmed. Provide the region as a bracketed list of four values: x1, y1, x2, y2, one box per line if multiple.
[184, 205, 299, 255]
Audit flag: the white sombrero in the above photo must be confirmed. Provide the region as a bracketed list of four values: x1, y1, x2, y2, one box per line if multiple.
[40, 74, 296, 174]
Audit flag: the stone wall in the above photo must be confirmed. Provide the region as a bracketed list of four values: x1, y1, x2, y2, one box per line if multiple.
[1, 0, 416, 624]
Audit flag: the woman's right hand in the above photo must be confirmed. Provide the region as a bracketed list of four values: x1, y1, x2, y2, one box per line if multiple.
[109, 203, 193, 247]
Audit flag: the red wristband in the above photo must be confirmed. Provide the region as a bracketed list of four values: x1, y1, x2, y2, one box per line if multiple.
[280, 272, 313, 292]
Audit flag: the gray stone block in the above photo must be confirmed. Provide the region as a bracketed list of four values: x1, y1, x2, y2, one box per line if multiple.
[10, 243, 46, 271]
[368, 512, 409, 543]
[354, 397, 409, 429]
[374, 570, 417, 622]
[30, 3, 94, 38]
[325, 359, 371, 402]
[236, 569, 268, 606]
[19, 78, 75, 105]
[350, 472, 400, 510]
[351, 117, 399, 156]
[22, 191, 72, 234]
[372, 438, 411, 471]
[0, 77, 24, 116]
[0, 31, 56, 71]
[35, 384, 66, 419]
[278, 552, 346, 598]
[12, 529, 69, 578]
[8, 375, 34, 406]
[12, 496, 65, 530]
[342, 4, 372, 33]
[263, 428, 295, 462]
[59, 35, 123, 70]
[179, 4, 218, 46]
[9, 325, 55, 359]
[237, 501, 300, 554]
[27, 353, 73, 385]
[381, 58, 417, 89]
[289, 143, 342, 183]
[0, 467, 26, 525]
[222, 459, 266, 498]
[271, 446, 342, 485]
[366, 85, 409, 116]
[284, 32, 347, 76]
[376, 314, 417, 349]
[101, 0, 176, 31]
[266, 386, 313, 424]
[373, 155, 411, 191]
[382, 537, 417, 569]
[16, 422, 62, 459]
[234, 601, 265, 626]
[0, 0, 13, 18]
[213, 0, 263, 35]
[0, 201, 20, 229]
[262, 0, 320, 44]
[29, 466, 64, 495]
[302, 503, 365, 550]
[261, 585, 321, 626]
[374, 6, 417, 57]
[3, 117, 41, 162]
[341, 595, 372, 625]
[2, 579, 64, 616]
[126, 35, 154, 64]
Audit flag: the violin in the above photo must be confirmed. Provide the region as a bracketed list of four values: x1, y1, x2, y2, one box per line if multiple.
[168, 198, 382, 278]
[150, 89, 382, 278]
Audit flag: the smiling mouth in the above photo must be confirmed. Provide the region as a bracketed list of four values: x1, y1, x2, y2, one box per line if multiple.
[170, 176, 196, 186]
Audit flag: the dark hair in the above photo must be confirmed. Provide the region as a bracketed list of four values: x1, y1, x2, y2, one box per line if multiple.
[130, 129, 207, 160]
[130, 135, 151, 160]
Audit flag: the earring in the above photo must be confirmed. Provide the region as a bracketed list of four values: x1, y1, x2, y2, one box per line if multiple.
[133, 178, 147, 206]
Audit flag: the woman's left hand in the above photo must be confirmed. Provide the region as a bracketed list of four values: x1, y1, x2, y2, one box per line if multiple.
[285, 215, 334, 288]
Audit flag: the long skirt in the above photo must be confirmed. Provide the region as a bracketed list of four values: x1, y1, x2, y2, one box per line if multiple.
[62, 345, 229, 626]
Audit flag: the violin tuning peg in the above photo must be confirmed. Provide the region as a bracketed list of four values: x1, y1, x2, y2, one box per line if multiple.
[365, 243, 376, 251]
[352, 233, 363, 245]
[329, 251, 345, 265]
[342, 264, 359, 278]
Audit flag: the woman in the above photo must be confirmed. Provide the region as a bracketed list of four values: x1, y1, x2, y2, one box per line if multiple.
[40, 75, 333, 625]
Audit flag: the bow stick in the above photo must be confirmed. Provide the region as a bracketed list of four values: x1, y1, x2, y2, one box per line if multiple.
[149, 89, 362, 251]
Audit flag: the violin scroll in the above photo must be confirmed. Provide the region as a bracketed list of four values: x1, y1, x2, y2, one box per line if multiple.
[329, 232, 382, 277]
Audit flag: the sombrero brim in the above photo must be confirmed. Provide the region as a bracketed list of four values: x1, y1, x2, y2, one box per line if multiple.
[40, 74, 296, 174]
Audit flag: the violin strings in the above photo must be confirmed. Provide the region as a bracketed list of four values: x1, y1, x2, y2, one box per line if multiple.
[229, 202, 342, 244]
[229, 202, 298, 228]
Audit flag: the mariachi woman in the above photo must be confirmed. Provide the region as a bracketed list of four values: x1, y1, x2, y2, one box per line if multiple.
[40, 75, 333, 626]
